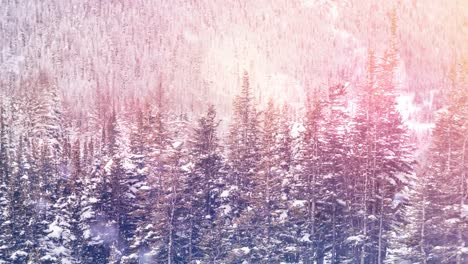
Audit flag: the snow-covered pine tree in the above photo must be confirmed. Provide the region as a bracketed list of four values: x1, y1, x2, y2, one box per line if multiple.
[67, 138, 87, 263]
[347, 49, 378, 263]
[121, 107, 154, 264]
[186, 105, 228, 262]
[296, 90, 326, 263]
[79, 158, 108, 264]
[250, 99, 286, 262]
[372, 32, 414, 264]
[15, 72, 71, 263]
[275, 103, 301, 263]
[387, 160, 430, 263]
[103, 108, 149, 263]
[153, 139, 191, 264]
[9, 135, 34, 263]
[27, 71, 63, 161]
[350, 29, 414, 263]
[40, 196, 78, 264]
[420, 61, 467, 263]
[39, 134, 79, 264]
[226, 70, 262, 262]
[321, 83, 353, 263]
[33, 141, 60, 263]
[23, 138, 44, 263]
[87, 109, 125, 263]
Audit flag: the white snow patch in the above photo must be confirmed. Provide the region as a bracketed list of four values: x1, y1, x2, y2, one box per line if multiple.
[336, 199, 346, 206]
[83, 229, 92, 240]
[346, 235, 364, 244]
[445, 218, 460, 225]
[279, 210, 288, 222]
[394, 172, 411, 185]
[285, 246, 297, 252]
[462, 205, 468, 218]
[396, 94, 417, 121]
[10, 250, 28, 260]
[104, 159, 113, 174]
[291, 122, 306, 138]
[292, 200, 306, 207]
[181, 162, 193, 172]
[122, 159, 136, 171]
[47, 219, 63, 239]
[300, 233, 311, 242]
[387, 177, 397, 186]
[392, 192, 409, 209]
[125, 192, 136, 199]
[220, 189, 230, 198]
[172, 141, 183, 149]
[140, 185, 151, 191]
[129, 186, 138, 194]
[81, 209, 94, 221]
[52, 245, 68, 256]
[221, 205, 231, 215]
[234, 247, 250, 255]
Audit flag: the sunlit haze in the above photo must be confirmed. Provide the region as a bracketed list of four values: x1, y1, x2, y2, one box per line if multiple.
[0, 1, 467, 263]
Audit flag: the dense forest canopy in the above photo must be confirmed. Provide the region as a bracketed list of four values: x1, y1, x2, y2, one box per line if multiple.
[1, 0, 466, 114]
[0, 0, 467, 263]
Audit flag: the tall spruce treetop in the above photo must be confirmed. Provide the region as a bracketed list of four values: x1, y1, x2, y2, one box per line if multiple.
[28, 71, 63, 156]
[226, 70, 262, 261]
[228, 70, 261, 194]
[187, 105, 228, 262]
[277, 103, 293, 172]
[191, 105, 220, 157]
[320, 84, 353, 263]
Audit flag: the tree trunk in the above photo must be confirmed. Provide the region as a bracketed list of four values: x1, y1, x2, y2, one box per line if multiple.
[168, 184, 176, 264]
[331, 202, 337, 264]
[360, 153, 370, 264]
[188, 208, 193, 264]
[377, 185, 384, 264]
[420, 172, 427, 264]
